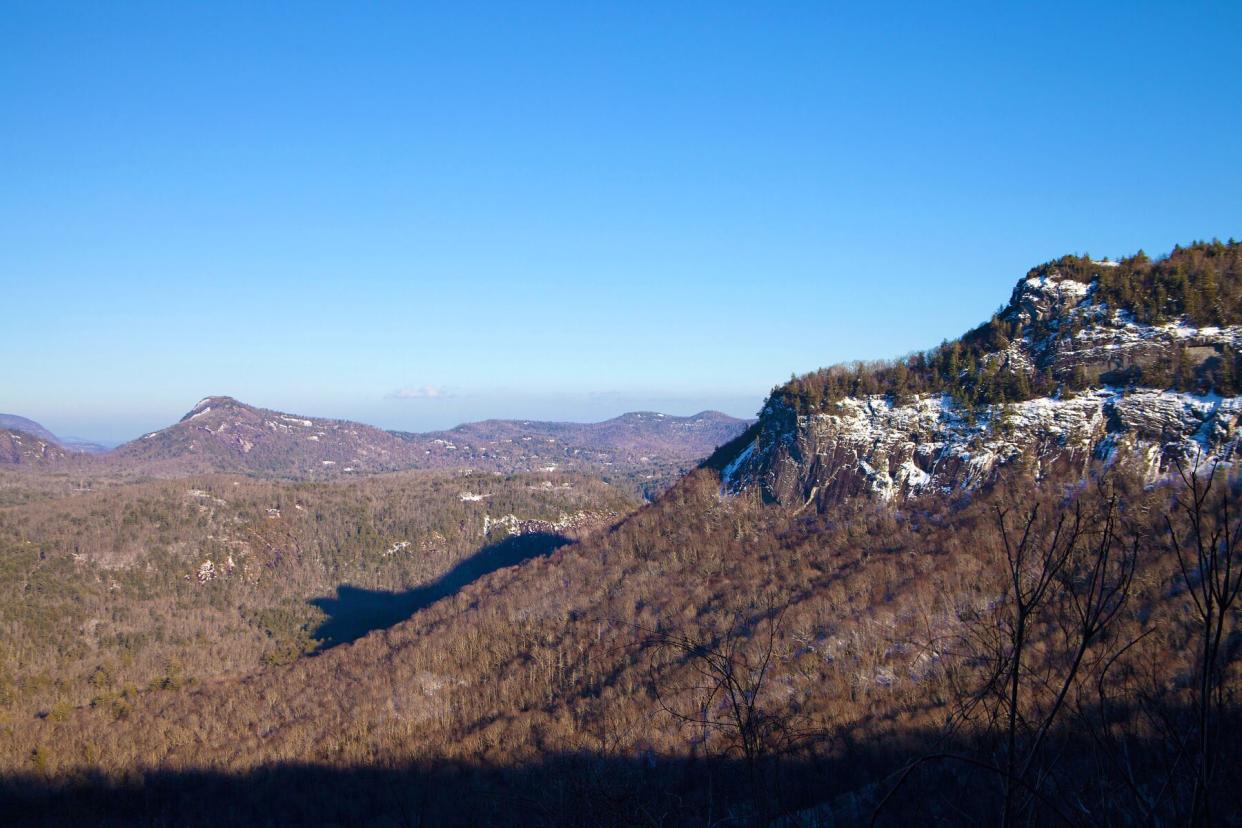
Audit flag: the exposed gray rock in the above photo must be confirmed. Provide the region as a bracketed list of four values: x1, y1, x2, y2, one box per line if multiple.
[723, 270, 1241, 509]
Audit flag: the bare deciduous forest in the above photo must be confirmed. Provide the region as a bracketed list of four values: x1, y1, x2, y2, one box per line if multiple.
[0, 470, 635, 717]
[1, 453, 1238, 826]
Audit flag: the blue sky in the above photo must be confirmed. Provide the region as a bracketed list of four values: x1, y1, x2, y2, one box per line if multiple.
[3, 2, 1240, 443]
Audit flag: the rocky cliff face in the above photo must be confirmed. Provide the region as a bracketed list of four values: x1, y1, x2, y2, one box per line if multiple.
[723, 270, 1241, 508]
[1001, 267, 1238, 382]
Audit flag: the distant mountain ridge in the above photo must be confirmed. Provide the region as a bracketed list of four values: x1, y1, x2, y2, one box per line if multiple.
[0, 413, 110, 455]
[6, 396, 751, 494]
[397, 409, 749, 482]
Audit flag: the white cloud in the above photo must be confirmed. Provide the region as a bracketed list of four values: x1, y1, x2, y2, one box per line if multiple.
[387, 385, 455, 400]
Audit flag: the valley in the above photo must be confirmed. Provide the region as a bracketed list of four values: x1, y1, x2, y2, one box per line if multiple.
[0, 469, 638, 719]
[2, 241, 1240, 826]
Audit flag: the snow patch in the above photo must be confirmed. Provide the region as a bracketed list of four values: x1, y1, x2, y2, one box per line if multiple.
[721, 441, 756, 484]
[730, 388, 1241, 505]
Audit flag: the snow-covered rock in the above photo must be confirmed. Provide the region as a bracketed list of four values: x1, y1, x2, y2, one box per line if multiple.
[722, 269, 1241, 508]
[1006, 271, 1240, 381]
[724, 389, 1240, 507]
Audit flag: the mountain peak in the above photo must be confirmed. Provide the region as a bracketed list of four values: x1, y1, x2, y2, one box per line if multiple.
[180, 396, 247, 421]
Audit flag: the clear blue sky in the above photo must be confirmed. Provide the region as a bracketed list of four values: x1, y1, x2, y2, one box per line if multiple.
[3, 2, 1240, 443]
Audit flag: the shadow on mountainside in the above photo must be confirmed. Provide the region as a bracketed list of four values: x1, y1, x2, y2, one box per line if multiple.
[5, 716, 1241, 828]
[9, 755, 818, 828]
[309, 531, 571, 648]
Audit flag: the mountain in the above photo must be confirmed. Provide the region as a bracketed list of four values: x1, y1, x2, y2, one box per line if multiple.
[396, 410, 749, 495]
[107, 396, 426, 476]
[0, 414, 109, 456]
[0, 414, 61, 445]
[102, 396, 750, 492]
[4, 242, 1241, 826]
[719, 240, 1242, 507]
[49, 436, 111, 454]
[0, 428, 71, 465]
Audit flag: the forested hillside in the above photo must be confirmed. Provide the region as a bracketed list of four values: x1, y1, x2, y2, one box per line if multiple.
[0, 471, 635, 717]
[4, 460, 1239, 826]
[0, 430, 71, 466]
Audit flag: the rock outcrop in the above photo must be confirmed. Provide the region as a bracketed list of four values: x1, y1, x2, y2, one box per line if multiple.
[723, 270, 1241, 508]
[1005, 270, 1240, 381]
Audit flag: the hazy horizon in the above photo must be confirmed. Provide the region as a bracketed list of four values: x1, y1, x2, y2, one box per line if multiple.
[6, 389, 765, 447]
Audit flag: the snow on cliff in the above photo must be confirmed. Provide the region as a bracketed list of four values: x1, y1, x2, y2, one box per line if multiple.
[723, 389, 1240, 506]
[723, 271, 1240, 508]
